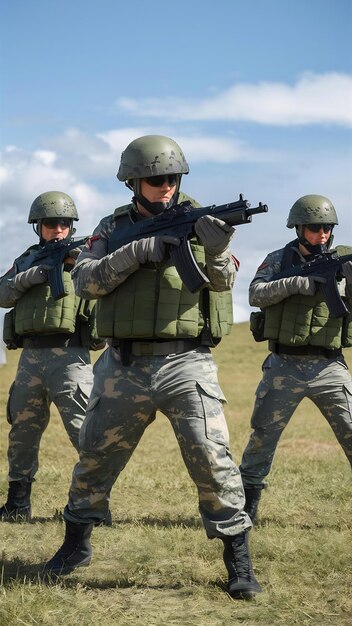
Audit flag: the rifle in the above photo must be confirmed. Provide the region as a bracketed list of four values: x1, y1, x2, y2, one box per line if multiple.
[272, 251, 352, 318]
[14, 236, 89, 300]
[109, 195, 268, 292]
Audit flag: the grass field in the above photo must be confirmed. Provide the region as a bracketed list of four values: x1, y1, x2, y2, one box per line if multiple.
[0, 323, 351, 626]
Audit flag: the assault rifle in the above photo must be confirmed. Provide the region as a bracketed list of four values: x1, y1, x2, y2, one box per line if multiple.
[15, 236, 89, 300]
[109, 195, 268, 292]
[272, 250, 352, 318]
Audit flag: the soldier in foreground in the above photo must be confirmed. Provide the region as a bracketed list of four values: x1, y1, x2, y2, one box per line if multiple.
[44, 135, 262, 599]
[0, 192, 104, 522]
[240, 195, 352, 522]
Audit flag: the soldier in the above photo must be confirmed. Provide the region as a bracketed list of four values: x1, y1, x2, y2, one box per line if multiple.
[0, 191, 105, 523]
[240, 194, 352, 522]
[44, 135, 262, 599]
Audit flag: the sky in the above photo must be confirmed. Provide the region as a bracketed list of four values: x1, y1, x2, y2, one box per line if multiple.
[1, 0, 351, 322]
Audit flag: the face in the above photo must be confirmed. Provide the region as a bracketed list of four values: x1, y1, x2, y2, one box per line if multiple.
[139, 176, 177, 216]
[40, 218, 71, 242]
[303, 224, 332, 247]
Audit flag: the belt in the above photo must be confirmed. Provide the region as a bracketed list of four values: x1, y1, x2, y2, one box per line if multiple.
[269, 341, 342, 358]
[112, 339, 198, 356]
[23, 333, 82, 348]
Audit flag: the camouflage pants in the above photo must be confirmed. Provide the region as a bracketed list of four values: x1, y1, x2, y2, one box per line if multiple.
[64, 346, 251, 538]
[6, 347, 93, 482]
[240, 352, 352, 487]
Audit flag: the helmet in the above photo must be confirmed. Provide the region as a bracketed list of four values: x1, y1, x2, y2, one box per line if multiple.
[28, 191, 79, 223]
[117, 135, 189, 181]
[287, 194, 338, 228]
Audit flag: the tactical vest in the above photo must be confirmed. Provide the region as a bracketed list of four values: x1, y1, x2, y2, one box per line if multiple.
[264, 245, 352, 349]
[14, 271, 80, 335]
[96, 205, 233, 343]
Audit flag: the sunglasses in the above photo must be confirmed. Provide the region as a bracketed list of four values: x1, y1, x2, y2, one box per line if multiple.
[143, 174, 179, 187]
[41, 218, 72, 229]
[305, 223, 333, 234]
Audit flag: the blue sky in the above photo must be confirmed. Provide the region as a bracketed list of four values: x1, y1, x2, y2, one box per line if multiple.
[1, 0, 351, 321]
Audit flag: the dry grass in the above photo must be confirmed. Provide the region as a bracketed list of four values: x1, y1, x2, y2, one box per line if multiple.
[0, 323, 351, 626]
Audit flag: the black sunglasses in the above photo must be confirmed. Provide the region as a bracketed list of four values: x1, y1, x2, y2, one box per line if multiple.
[143, 174, 179, 187]
[305, 223, 333, 234]
[41, 218, 72, 229]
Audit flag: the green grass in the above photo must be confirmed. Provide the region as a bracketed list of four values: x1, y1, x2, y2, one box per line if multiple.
[0, 323, 351, 626]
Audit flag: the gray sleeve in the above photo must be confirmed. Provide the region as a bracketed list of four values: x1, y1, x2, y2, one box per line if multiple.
[71, 217, 138, 299]
[249, 249, 287, 307]
[204, 248, 237, 292]
[0, 268, 23, 308]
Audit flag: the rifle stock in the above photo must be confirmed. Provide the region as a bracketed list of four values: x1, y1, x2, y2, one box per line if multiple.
[109, 195, 268, 292]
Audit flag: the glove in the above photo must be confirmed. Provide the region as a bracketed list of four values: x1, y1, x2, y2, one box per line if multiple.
[13, 266, 49, 292]
[280, 275, 326, 297]
[133, 236, 180, 264]
[67, 247, 82, 260]
[109, 236, 180, 272]
[342, 261, 352, 283]
[194, 215, 235, 254]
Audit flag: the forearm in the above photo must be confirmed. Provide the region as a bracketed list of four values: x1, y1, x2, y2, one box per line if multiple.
[72, 255, 139, 299]
[0, 267, 32, 307]
[249, 279, 288, 307]
[205, 250, 236, 291]
[0, 277, 22, 307]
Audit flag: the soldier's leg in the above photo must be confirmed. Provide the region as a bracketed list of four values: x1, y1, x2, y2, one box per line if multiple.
[45, 348, 158, 575]
[155, 347, 250, 537]
[308, 356, 352, 465]
[156, 348, 261, 597]
[47, 347, 94, 451]
[64, 348, 157, 525]
[7, 350, 50, 482]
[239, 354, 305, 488]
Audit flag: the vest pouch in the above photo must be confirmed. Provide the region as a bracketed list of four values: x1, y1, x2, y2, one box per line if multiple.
[78, 300, 106, 350]
[341, 309, 352, 347]
[3, 309, 22, 349]
[250, 310, 266, 342]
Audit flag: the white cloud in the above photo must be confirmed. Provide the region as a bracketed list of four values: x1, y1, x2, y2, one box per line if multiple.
[116, 72, 352, 127]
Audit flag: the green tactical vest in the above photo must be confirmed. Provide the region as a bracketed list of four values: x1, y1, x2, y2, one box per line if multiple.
[97, 222, 233, 342]
[14, 271, 80, 335]
[264, 245, 352, 349]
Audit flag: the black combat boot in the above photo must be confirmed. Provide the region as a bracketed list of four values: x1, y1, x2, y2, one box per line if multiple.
[244, 486, 264, 523]
[0, 479, 32, 522]
[44, 520, 94, 576]
[222, 531, 262, 599]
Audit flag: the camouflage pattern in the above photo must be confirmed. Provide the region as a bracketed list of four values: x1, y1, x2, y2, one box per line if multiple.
[64, 345, 251, 537]
[240, 240, 352, 487]
[6, 347, 93, 481]
[240, 351, 352, 487]
[63, 199, 247, 538]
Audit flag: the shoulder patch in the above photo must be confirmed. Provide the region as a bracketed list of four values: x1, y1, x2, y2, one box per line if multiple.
[232, 255, 240, 270]
[257, 261, 269, 271]
[85, 235, 100, 250]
